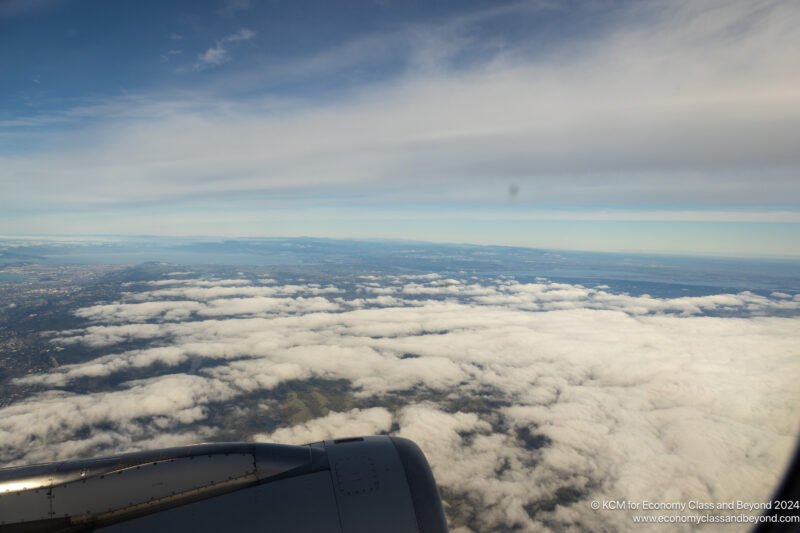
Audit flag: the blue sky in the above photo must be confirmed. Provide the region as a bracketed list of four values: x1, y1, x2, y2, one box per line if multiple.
[1, 0, 799, 257]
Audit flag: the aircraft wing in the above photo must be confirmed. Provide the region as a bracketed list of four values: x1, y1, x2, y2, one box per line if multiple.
[0, 435, 448, 532]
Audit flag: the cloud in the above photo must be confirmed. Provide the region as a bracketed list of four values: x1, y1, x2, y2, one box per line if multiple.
[160, 49, 183, 63]
[0, 0, 63, 18]
[3, 274, 799, 530]
[0, 373, 236, 464]
[75, 300, 206, 323]
[127, 283, 339, 301]
[68, 279, 344, 324]
[2, 0, 798, 220]
[73, 295, 340, 323]
[196, 44, 229, 68]
[254, 407, 393, 444]
[135, 278, 251, 287]
[194, 28, 256, 70]
[218, 0, 253, 17]
[226, 28, 255, 42]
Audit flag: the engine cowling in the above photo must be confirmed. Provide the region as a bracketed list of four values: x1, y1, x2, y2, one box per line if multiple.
[0, 435, 448, 533]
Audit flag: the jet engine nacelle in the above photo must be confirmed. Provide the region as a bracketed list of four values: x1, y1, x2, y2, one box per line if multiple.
[0, 435, 448, 533]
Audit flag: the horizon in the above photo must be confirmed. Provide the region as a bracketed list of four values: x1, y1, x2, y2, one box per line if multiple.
[3, 232, 800, 262]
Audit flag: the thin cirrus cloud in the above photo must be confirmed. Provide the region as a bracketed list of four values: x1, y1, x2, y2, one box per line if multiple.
[4, 274, 799, 530]
[1, 1, 798, 207]
[218, 0, 254, 18]
[0, 0, 62, 18]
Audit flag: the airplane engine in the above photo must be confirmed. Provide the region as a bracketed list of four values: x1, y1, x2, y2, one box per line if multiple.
[0, 435, 448, 533]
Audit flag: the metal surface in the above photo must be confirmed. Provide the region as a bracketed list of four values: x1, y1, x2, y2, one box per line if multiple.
[0, 436, 448, 533]
[0, 443, 312, 530]
[325, 436, 419, 533]
[98, 470, 343, 533]
[53, 454, 254, 524]
[390, 437, 449, 533]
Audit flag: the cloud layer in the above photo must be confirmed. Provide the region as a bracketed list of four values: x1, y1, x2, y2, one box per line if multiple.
[2, 0, 798, 213]
[2, 273, 799, 531]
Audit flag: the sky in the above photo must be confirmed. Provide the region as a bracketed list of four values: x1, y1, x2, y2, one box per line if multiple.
[1, 0, 799, 257]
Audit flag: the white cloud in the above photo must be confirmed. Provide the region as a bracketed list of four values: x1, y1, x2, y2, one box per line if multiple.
[73, 295, 340, 324]
[140, 278, 251, 287]
[197, 44, 229, 68]
[75, 300, 206, 323]
[227, 28, 255, 42]
[127, 283, 340, 301]
[194, 28, 255, 70]
[254, 407, 393, 444]
[2, 0, 798, 219]
[3, 275, 799, 531]
[0, 374, 236, 464]
[218, 0, 253, 17]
